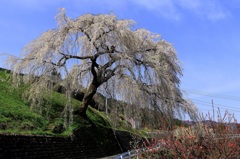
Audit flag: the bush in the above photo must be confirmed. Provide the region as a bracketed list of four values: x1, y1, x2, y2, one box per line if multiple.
[138, 110, 240, 158]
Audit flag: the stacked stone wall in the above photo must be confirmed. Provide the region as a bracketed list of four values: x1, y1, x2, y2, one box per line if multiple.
[0, 129, 142, 159]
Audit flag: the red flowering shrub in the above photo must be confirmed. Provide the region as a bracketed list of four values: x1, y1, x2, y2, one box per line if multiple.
[138, 110, 240, 158]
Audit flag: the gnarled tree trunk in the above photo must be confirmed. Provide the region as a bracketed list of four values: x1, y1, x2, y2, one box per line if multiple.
[75, 80, 99, 117]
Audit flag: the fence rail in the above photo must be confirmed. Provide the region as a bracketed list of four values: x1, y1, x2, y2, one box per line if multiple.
[113, 142, 162, 159]
[113, 150, 137, 159]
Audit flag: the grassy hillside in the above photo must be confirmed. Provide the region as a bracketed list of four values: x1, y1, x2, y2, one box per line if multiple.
[0, 68, 46, 135]
[0, 68, 146, 137]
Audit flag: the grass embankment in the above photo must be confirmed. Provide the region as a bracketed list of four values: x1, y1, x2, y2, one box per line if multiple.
[0, 68, 146, 137]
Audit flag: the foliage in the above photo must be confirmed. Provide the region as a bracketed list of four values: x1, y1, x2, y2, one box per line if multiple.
[137, 110, 240, 158]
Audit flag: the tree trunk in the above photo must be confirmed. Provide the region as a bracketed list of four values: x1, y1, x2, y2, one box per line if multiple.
[76, 81, 98, 117]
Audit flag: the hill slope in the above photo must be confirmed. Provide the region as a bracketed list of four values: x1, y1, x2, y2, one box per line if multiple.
[0, 68, 146, 137]
[0, 68, 105, 135]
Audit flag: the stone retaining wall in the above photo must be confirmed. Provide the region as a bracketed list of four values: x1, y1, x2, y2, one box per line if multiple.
[0, 129, 140, 159]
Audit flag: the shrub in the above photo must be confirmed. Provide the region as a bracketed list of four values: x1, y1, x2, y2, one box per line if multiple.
[138, 110, 240, 158]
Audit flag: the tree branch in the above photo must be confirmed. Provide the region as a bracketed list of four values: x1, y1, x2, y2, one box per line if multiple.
[56, 52, 93, 66]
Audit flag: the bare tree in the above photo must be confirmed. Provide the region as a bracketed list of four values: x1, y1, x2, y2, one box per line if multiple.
[6, 9, 198, 121]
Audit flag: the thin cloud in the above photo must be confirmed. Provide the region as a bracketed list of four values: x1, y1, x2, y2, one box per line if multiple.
[1, 0, 230, 21]
[130, 0, 181, 20]
[130, 0, 230, 21]
[177, 0, 229, 21]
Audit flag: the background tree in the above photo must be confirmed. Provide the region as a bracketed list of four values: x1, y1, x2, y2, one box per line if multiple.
[6, 9, 198, 122]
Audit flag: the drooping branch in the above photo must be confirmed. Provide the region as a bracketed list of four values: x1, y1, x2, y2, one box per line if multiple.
[6, 9, 198, 125]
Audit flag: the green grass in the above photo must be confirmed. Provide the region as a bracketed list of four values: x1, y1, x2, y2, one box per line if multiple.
[0, 69, 47, 135]
[0, 68, 83, 136]
[0, 68, 146, 138]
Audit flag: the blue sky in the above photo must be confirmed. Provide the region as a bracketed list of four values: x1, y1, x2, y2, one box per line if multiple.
[1, 0, 240, 121]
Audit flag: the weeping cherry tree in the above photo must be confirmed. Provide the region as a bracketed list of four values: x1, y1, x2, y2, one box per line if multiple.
[6, 9, 198, 122]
